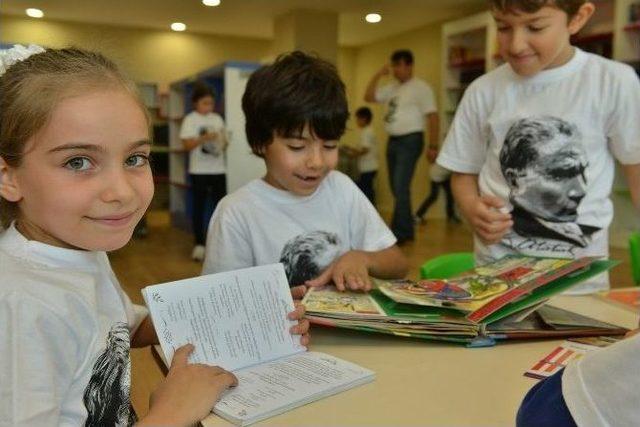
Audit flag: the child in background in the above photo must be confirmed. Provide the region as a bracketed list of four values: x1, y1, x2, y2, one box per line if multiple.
[437, 0, 640, 294]
[0, 46, 308, 425]
[414, 163, 460, 224]
[351, 106, 379, 205]
[180, 83, 228, 262]
[203, 51, 408, 291]
[517, 331, 640, 426]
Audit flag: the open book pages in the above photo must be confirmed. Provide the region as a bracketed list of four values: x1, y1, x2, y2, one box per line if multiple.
[214, 351, 374, 426]
[524, 336, 619, 380]
[376, 256, 597, 315]
[143, 263, 376, 426]
[142, 263, 305, 371]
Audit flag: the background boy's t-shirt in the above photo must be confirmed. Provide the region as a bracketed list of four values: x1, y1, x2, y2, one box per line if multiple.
[562, 333, 640, 427]
[180, 111, 226, 175]
[375, 77, 437, 136]
[438, 49, 640, 293]
[202, 170, 396, 286]
[0, 224, 147, 426]
[358, 125, 378, 173]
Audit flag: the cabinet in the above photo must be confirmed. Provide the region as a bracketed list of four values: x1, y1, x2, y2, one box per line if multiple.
[167, 62, 261, 230]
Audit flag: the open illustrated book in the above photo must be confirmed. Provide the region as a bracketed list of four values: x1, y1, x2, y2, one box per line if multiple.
[303, 256, 627, 347]
[142, 263, 374, 426]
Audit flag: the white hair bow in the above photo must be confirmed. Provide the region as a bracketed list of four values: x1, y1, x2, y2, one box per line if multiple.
[0, 44, 45, 76]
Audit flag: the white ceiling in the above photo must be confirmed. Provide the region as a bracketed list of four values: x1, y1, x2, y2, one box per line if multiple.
[1, 0, 485, 46]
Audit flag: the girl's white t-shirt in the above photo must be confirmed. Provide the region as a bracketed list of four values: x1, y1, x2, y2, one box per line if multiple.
[0, 224, 147, 426]
[438, 49, 640, 293]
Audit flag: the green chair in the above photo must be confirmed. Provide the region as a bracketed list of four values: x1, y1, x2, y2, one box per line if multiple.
[420, 252, 475, 280]
[629, 232, 640, 286]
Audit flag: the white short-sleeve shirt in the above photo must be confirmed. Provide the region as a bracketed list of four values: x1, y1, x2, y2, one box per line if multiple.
[375, 77, 437, 136]
[180, 111, 226, 175]
[202, 171, 396, 286]
[438, 49, 640, 293]
[0, 224, 147, 426]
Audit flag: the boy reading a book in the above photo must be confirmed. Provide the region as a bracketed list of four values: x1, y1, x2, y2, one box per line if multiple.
[203, 51, 408, 291]
[437, 0, 640, 294]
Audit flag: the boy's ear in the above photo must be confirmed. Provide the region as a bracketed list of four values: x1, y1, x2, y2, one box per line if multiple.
[567, 2, 596, 35]
[0, 157, 23, 202]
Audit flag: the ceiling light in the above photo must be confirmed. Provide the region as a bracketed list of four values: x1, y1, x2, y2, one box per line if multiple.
[365, 13, 382, 24]
[202, 0, 221, 6]
[26, 8, 44, 18]
[171, 22, 187, 32]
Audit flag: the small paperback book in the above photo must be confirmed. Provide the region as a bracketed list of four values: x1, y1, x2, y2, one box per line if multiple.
[142, 263, 374, 426]
[524, 336, 620, 380]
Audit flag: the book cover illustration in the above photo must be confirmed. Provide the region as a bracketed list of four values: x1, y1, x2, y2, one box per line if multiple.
[302, 286, 386, 317]
[377, 256, 591, 314]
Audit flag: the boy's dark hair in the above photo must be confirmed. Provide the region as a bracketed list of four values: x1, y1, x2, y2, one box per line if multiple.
[489, 0, 586, 16]
[390, 49, 414, 65]
[191, 82, 214, 104]
[242, 51, 349, 156]
[355, 107, 373, 124]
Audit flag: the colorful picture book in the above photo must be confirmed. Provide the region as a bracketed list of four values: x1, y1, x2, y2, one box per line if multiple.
[303, 256, 626, 347]
[524, 336, 619, 380]
[597, 287, 640, 313]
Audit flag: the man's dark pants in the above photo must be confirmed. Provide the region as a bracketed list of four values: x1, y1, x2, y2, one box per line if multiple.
[386, 132, 423, 241]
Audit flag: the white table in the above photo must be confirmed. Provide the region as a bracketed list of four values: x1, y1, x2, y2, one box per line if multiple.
[153, 295, 637, 426]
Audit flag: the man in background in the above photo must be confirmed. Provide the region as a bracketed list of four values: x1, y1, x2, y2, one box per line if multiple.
[365, 49, 439, 244]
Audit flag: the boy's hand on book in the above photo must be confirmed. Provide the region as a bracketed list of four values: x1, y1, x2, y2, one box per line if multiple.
[464, 195, 513, 245]
[288, 300, 311, 346]
[305, 251, 372, 292]
[143, 344, 237, 426]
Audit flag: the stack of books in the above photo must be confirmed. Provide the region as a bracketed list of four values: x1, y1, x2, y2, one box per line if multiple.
[303, 256, 628, 347]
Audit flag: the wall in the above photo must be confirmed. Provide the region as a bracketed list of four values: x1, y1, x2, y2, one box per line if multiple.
[1, 14, 271, 90]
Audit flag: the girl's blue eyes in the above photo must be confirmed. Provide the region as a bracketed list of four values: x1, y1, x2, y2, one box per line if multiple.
[64, 154, 149, 171]
[65, 157, 92, 171]
[125, 154, 150, 167]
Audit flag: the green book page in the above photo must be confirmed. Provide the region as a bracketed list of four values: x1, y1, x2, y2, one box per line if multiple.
[370, 290, 468, 321]
[481, 260, 619, 324]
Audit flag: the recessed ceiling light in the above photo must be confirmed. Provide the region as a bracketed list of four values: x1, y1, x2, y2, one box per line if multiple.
[365, 13, 382, 24]
[202, 0, 221, 6]
[171, 22, 187, 32]
[26, 8, 44, 18]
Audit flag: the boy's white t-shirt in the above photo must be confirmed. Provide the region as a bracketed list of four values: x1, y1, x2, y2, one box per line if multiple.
[180, 110, 226, 175]
[562, 333, 640, 427]
[438, 48, 640, 293]
[0, 224, 147, 426]
[358, 125, 378, 173]
[202, 170, 396, 285]
[375, 77, 437, 136]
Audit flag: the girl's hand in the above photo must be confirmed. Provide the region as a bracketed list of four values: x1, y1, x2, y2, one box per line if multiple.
[139, 344, 237, 427]
[305, 251, 372, 292]
[287, 288, 310, 347]
[462, 195, 513, 245]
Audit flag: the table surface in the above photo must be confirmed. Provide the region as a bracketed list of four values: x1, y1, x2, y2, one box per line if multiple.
[153, 295, 638, 427]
